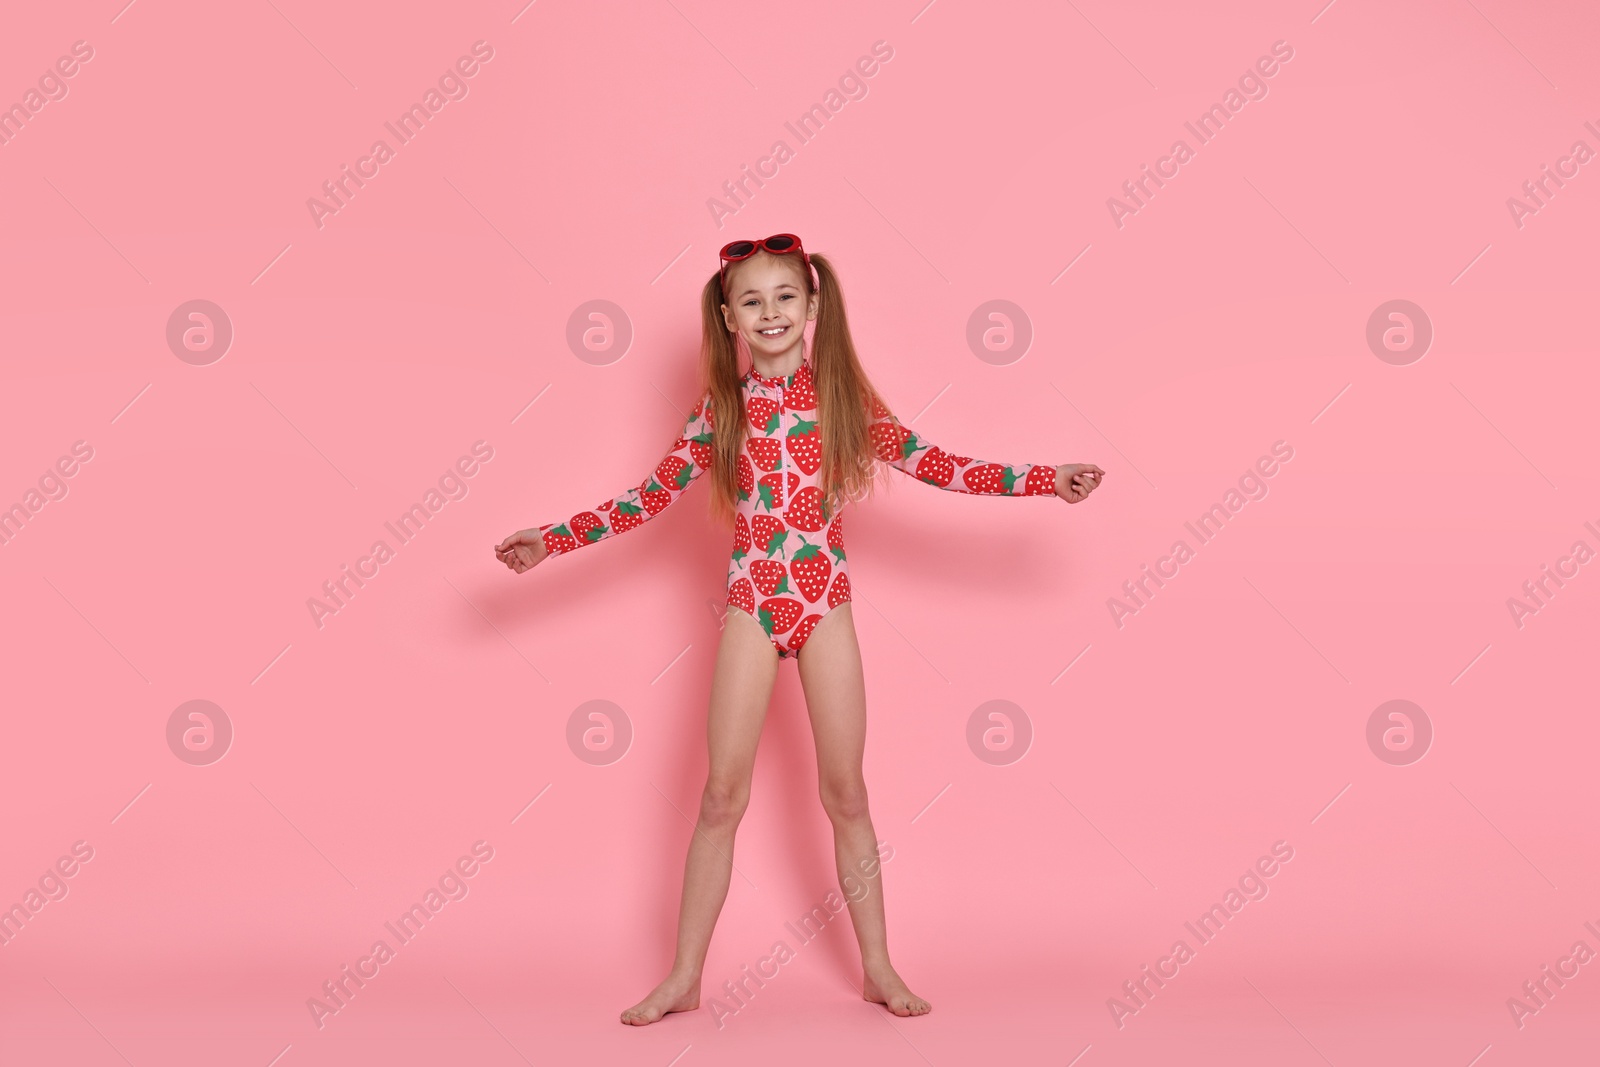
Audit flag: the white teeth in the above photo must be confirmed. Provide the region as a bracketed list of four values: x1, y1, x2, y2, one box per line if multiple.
[760, 326, 787, 335]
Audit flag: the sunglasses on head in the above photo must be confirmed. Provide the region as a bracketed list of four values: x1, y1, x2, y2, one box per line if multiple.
[719, 233, 810, 295]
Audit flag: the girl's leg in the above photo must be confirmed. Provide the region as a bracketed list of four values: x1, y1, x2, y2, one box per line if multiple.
[620, 604, 779, 1025]
[794, 604, 931, 1017]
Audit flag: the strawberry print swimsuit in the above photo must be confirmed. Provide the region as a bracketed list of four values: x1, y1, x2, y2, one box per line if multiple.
[538, 355, 1058, 660]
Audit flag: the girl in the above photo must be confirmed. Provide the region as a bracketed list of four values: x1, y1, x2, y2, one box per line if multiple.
[495, 234, 1104, 1025]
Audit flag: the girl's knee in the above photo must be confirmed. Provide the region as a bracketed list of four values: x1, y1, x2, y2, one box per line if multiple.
[819, 779, 870, 822]
[699, 780, 750, 827]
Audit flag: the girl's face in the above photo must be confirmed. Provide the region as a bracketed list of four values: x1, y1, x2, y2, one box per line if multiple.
[720, 253, 817, 358]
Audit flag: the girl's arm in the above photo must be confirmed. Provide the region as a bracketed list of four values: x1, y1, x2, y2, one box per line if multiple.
[868, 394, 1058, 497]
[538, 391, 715, 557]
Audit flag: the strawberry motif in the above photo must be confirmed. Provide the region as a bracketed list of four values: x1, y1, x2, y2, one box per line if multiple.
[826, 515, 846, 565]
[688, 431, 714, 471]
[747, 435, 783, 472]
[747, 397, 782, 435]
[544, 524, 579, 554]
[827, 571, 852, 608]
[728, 577, 755, 617]
[869, 420, 915, 463]
[962, 464, 1019, 494]
[756, 472, 783, 511]
[789, 613, 824, 650]
[783, 485, 827, 532]
[759, 597, 803, 636]
[609, 500, 649, 535]
[656, 454, 695, 491]
[736, 454, 755, 501]
[571, 513, 608, 545]
[786, 417, 821, 474]
[752, 514, 788, 558]
[732, 512, 751, 564]
[787, 366, 817, 411]
[1024, 465, 1057, 495]
[789, 541, 832, 603]
[639, 476, 674, 515]
[913, 447, 955, 488]
[750, 559, 792, 597]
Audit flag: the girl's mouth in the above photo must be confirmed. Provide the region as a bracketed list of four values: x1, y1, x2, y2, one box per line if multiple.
[757, 325, 790, 339]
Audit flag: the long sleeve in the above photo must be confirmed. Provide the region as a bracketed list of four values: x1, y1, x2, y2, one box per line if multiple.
[539, 391, 715, 557]
[867, 394, 1057, 497]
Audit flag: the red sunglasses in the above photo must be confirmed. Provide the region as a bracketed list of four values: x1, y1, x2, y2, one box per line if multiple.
[719, 233, 810, 295]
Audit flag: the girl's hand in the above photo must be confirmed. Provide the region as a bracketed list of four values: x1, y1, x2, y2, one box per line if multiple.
[1055, 464, 1105, 504]
[495, 529, 550, 574]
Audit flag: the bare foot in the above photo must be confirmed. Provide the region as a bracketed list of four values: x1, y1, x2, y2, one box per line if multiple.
[863, 961, 931, 1017]
[620, 972, 701, 1026]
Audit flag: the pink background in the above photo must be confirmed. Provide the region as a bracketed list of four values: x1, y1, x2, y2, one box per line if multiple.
[3, 0, 1598, 1063]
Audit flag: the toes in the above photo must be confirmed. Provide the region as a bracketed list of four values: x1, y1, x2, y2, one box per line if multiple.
[888, 995, 930, 1016]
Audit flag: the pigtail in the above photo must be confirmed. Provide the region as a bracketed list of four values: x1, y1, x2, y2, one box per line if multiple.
[809, 253, 891, 521]
[700, 271, 749, 529]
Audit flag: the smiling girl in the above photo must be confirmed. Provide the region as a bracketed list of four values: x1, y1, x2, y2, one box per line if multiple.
[496, 234, 1104, 1025]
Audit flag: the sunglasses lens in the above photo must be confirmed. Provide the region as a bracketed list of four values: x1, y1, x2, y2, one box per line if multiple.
[723, 241, 755, 259]
[765, 236, 795, 252]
